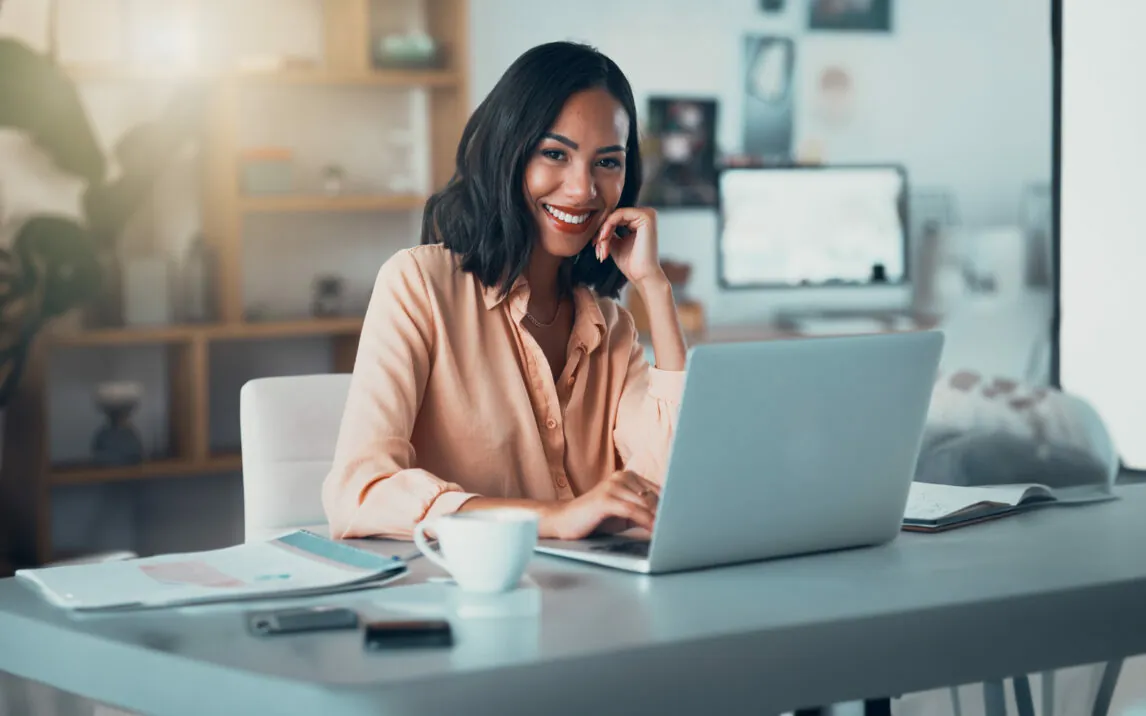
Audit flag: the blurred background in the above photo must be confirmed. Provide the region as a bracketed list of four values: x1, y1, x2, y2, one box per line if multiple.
[0, 0, 1052, 570]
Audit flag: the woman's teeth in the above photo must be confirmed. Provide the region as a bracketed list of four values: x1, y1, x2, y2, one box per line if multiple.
[544, 204, 591, 225]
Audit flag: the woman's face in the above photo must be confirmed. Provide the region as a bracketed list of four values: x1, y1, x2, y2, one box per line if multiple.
[524, 88, 629, 260]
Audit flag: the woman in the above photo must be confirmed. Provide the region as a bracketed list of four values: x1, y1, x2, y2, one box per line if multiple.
[322, 41, 687, 541]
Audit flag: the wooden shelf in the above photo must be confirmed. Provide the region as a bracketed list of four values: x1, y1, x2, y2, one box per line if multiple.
[240, 194, 425, 213]
[212, 317, 364, 341]
[236, 69, 459, 88]
[47, 317, 364, 348]
[64, 65, 213, 82]
[65, 66, 460, 88]
[50, 454, 243, 486]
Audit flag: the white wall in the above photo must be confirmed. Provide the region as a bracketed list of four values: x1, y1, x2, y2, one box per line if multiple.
[470, 0, 1052, 324]
[1058, 0, 1146, 468]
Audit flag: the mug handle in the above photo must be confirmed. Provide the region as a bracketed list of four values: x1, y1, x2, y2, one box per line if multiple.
[413, 519, 453, 574]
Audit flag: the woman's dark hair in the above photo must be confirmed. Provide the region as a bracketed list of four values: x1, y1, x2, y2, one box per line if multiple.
[420, 41, 642, 298]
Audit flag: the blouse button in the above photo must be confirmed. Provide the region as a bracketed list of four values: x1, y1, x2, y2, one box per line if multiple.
[546, 418, 558, 429]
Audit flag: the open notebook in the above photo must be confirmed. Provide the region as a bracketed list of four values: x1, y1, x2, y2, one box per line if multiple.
[16, 530, 408, 611]
[903, 481, 1116, 533]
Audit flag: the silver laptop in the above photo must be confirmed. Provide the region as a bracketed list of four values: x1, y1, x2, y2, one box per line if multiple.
[535, 330, 944, 574]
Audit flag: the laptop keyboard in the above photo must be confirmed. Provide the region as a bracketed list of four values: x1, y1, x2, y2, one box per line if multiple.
[589, 540, 650, 557]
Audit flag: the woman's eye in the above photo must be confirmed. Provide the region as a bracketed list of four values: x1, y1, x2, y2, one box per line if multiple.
[541, 148, 565, 161]
[597, 157, 622, 170]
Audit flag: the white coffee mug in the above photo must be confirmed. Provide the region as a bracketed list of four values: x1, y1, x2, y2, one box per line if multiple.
[413, 509, 539, 593]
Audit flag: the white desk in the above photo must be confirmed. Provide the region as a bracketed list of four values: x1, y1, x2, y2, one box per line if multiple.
[2, 483, 1146, 716]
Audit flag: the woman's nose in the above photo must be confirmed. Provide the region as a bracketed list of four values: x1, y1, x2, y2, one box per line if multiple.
[564, 165, 597, 202]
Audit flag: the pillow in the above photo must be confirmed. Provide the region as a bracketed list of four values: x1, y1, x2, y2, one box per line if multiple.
[916, 370, 1119, 489]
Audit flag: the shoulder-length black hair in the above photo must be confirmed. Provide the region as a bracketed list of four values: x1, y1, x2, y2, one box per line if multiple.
[420, 41, 642, 299]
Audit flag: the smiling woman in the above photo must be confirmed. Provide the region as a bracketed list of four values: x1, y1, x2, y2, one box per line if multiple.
[321, 42, 689, 542]
[421, 42, 644, 301]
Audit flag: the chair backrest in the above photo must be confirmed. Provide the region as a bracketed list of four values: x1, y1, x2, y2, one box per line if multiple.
[239, 373, 351, 543]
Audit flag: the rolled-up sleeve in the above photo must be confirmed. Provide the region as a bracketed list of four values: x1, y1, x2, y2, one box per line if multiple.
[611, 320, 685, 483]
[321, 251, 477, 539]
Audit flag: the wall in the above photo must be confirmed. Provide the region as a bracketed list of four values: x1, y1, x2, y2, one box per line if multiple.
[1, 0, 1052, 558]
[470, 0, 1052, 323]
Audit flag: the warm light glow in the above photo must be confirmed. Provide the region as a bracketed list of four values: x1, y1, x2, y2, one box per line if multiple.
[126, 0, 198, 71]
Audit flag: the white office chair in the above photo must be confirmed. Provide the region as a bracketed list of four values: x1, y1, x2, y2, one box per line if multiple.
[239, 373, 352, 543]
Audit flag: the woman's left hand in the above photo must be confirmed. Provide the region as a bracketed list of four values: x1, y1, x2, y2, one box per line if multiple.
[595, 207, 666, 286]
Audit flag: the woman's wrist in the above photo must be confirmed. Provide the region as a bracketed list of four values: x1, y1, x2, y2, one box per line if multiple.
[457, 496, 565, 538]
[633, 272, 671, 297]
[536, 501, 567, 539]
[634, 273, 687, 371]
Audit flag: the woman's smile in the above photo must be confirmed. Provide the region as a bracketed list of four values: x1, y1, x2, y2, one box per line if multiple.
[542, 203, 598, 234]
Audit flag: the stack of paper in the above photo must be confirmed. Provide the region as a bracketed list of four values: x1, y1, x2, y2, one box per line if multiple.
[16, 530, 407, 611]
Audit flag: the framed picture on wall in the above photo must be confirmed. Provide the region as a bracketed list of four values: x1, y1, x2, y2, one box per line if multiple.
[742, 35, 796, 161]
[808, 0, 892, 32]
[641, 97, 719, 208]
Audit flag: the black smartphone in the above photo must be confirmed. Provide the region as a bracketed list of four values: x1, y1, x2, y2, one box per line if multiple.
[363, 619, 454, 650]
[246, 606, 360, 636]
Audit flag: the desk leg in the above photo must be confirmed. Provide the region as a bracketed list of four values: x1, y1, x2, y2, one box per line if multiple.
[793, 699, 890, 716]
[1092, 659, 1124, 716]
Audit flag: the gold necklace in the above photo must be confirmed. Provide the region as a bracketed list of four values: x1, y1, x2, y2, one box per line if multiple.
[525, 301, 563, 328]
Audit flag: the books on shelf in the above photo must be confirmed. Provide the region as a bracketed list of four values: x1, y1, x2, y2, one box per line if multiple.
[16, 530, 407, 611]
[903, 481, 1117, 533]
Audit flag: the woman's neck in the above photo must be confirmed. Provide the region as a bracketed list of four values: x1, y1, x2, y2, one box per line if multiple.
[525, 250, 566, 306]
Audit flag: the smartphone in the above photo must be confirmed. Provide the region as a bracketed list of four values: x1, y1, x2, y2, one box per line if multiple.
[363, 619, 454, 650]
[246, 606, 360, 636]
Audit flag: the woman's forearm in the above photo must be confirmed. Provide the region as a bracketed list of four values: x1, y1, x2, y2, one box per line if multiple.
[635, 276, 687, 371]
[456, 496, 563, 538]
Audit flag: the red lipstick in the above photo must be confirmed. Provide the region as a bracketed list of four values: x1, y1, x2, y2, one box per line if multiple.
[542, 203, 597, 235]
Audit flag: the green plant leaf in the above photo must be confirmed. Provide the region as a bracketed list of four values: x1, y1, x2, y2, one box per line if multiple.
[0, 38, 105, 184]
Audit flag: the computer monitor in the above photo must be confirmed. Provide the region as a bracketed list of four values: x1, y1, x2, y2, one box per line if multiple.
[717, 165, 909, 290]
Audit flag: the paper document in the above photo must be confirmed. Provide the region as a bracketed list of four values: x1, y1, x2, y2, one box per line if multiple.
[16, 530, 407, 611]
[904, 483, 1052, 521]
[903, 481, 1117, 532]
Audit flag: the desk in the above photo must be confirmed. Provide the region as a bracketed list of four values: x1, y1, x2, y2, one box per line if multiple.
[3, 485, 1146, 716]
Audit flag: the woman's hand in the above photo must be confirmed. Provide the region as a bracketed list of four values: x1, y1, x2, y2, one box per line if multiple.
[540, 470, 661, 541]
[595, 207, 667, 287]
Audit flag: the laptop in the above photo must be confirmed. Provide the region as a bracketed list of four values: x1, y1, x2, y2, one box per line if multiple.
[534, 329, 944, 574]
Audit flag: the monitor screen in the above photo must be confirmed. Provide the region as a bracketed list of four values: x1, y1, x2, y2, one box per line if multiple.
[1056, 1, 1146, 471]
[718, 166, 908, 289]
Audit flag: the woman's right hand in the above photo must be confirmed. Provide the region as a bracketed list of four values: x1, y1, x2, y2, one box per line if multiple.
[539, 470, 661, 540]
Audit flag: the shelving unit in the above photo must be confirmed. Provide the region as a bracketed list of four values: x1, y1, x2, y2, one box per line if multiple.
[0, 0, 470, 570]
[239, 194, 425, 213]
[66, 66, 461, 88]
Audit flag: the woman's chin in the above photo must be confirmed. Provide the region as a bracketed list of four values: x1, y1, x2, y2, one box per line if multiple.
[538, 233, 593, 259]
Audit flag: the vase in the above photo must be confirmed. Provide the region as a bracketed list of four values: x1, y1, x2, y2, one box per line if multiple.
[91, 382, 144, 466]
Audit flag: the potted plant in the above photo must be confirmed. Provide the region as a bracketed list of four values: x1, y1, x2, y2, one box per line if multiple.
[0, 31, 204, 471]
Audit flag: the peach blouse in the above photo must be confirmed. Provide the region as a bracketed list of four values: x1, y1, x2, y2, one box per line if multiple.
[322, 244, 684, 539]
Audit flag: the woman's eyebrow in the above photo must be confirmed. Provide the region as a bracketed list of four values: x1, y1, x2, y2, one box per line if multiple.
[543, 132, 626, 154]
[543, 132, 579, 149]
